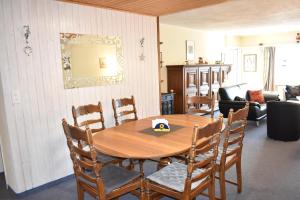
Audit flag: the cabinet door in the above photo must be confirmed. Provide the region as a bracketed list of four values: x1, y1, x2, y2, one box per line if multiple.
[221, 65, 231, 85]
[198, 67, 210, 96]
[185, 67, 198, 97]
[211, 66, 221, 98]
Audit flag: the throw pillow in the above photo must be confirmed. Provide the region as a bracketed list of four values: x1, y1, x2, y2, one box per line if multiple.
[248, 90, 265, 104]
[286, 85, 300, 97]
[234, 96, 246, 101]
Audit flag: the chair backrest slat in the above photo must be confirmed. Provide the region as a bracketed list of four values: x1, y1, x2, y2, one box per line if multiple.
[186, 95, 215, 118]
[190, 168, 210, 183]
[73, 145, 92, 159]
[227, 135, 243, 146]
[72, 102, 105, 132]
[118, 110, 136, 117]
[112, 95, 138, 126]
[79, 119, 102, 127]
[229, 125, 246, 135]
[225, 146, 240, 157]
[79, 171, 97, 183]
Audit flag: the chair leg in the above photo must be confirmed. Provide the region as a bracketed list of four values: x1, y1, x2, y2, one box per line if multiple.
[256, 121, 259, 127]
[182, 194, 191, 200]
[208, 180, 215, 200]
[140, 179, 145, 200]
[219, 168, 227, 200]
[145, 180, 151, 200]
[77, 185, 84, 200]
[236, 159, 242, 193]
[139, 160, 145, 177]
[127, 159, 135, 170]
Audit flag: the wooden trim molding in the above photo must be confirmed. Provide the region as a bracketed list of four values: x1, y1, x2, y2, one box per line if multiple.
[157, 16, 162, 114]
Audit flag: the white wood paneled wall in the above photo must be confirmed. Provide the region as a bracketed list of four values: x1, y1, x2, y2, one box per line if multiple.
[0, 0, 159, 193]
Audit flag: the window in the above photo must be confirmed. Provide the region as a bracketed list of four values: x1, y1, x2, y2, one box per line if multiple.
[275, 44, 300, 86]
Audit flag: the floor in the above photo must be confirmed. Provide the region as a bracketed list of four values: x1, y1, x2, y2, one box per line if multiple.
[1, 120, 300, 200]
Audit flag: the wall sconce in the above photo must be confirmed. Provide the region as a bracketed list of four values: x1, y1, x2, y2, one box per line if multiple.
[139, 37, 145, 61]
[23, 25, 32, 56]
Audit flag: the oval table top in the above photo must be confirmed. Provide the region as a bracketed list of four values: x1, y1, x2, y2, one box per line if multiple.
[93, 114, 217, 159]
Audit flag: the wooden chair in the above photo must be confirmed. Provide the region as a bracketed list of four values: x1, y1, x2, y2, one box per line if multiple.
[112, 96, 149, 171]
[62, 119, 145, 200]
[216, 102, 249, 200]
[186, 94, 215, 118]
[72, 102, 121, 166]
[145, 115, 223, 200]
[72, 102, 106, 133]
[112, 95, 138, 126]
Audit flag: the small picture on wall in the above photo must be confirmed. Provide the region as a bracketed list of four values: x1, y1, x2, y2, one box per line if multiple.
[186, 40, 195, 61]
[243, 54, 257, 72]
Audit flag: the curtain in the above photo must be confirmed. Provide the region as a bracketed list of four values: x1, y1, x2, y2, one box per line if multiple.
[263, 47, 276, 91]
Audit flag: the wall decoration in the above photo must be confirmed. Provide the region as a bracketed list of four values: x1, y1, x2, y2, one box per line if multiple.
[23, 25, 32, 56]
[243, 54, 257, 72]
[296, 33, 300, 43]
[60, 33, 124, 89]
[139, 37, 145, 61]
[186, 40, 195, 61]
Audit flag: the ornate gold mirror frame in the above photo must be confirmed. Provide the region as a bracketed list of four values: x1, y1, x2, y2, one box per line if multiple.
[60, 33, 124, 89]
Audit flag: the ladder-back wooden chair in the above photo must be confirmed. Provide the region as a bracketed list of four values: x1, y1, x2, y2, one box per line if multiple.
[62, 119, 144, 200]
[145, 115, 223, 200]
[72, 102, 106, 133]
[112, 95, 138, 126]
[72, 102, 121, 166]
[186, 94, 215, 118]
[216, 102, 249, 200]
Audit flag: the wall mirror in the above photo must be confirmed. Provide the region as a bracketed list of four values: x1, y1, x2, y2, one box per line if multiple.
[60, 33, 124, 89]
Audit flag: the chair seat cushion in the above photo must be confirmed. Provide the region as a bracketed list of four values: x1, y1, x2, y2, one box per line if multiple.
[96, 153, 119, 164]
[102, 164, 140, 194]
[83, 145, 119, 164]
[146, 162, 205, 192]
[80, 164, 140, 194]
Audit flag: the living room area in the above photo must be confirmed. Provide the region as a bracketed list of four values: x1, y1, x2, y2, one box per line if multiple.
[160, 0, 300, 130]
[159, 0, 300, 199]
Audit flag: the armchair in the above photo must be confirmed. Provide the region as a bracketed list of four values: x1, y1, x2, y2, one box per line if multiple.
[218, 84, 279, 126]
[267, 101, 300, 141]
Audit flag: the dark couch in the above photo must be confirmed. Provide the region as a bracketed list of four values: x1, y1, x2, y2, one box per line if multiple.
[285, 85, 300, 101]
[267, 101, 300, 141]
[218, 84, 279, 126]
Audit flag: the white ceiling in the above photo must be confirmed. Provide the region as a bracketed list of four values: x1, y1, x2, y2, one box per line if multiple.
[160, 0, 300, 35]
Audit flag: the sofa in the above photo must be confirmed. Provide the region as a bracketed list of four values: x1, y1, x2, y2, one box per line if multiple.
[218, 84, 280, 126]
[285, 85, 300, 101]
[267, 101, 300, 141]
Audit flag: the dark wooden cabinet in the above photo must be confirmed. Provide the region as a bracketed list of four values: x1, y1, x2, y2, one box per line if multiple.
[161, 93, 175, 115]
[166, 64, 231, 114]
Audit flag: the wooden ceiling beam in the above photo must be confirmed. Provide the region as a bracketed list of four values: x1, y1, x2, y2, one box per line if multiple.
[58, 0, 228, 16]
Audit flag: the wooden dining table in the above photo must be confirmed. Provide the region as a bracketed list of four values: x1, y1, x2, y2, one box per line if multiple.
[93, 114, 220, 159]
